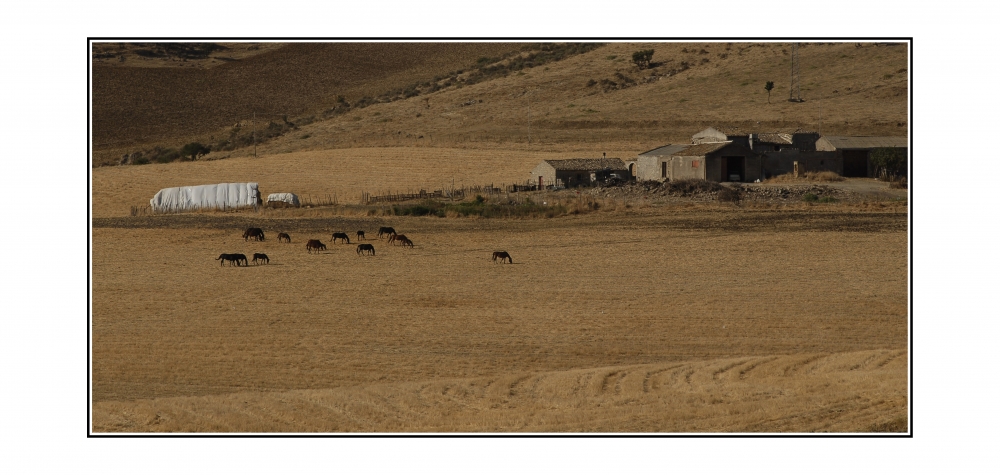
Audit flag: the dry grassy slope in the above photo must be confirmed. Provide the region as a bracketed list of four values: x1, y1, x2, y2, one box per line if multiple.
[254, 42, 907, 156]
[92, 350, 907, 432]
[93, 42, 908, 166]
[92, 43, 524, 151]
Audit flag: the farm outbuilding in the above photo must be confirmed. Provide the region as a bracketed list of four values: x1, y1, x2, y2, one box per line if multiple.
[149, 182, 261, 213]
[815, 136, 908, 177]
[634, 142, 756, 182]
[530, 158, 629, 188]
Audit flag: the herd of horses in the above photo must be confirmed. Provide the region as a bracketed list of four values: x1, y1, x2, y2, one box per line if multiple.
[221, 225, 512, 266]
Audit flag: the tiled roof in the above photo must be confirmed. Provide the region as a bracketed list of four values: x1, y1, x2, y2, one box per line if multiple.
[755, 133, 793, 144]
[671, 142, 733, 156]
[638, 144, 689, 157]
[544, 158, 628, 171]
[820, 136, 907, 149]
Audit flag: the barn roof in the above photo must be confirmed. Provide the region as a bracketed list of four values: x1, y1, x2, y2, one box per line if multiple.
[819, 136, 908, 149]
[544, 158, 627, 171]
[672, 142, 733, 156]
[755, 133, 793, 144]
[638, 144, 689, 157]
[703, 126, 818, 137]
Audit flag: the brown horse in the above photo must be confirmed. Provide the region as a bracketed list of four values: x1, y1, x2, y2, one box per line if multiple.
[332, 232, 351, 244]
[389, 234, 408, 245]
[243, 228, 265, 241]
[357, 243, 375, 256]
[492, 251, 512, 263]
[356, 230, 366, 240]
[306, 240, 327, 253]
[397, 237, 413, 248]
[252, 253, 269, 265]
[277, 233, 291, 243]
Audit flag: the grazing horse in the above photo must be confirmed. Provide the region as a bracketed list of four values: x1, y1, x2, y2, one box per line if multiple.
[216, 253, 241, 266]
[332, 232, 351, 244]
[378, 226, 396, 239]
[306, 240, 326, 253]
[388, 234, 408, 245]
[356, 230, 366, 240]
[243, 228, 265, 242]
[357, 243, 375, 256]
[252, 253, 269, 265]
[397, 237, 414, 248]
[233, 253, 249, 266]
[492, 251, 512, 263]
[277, 232, 291, 243]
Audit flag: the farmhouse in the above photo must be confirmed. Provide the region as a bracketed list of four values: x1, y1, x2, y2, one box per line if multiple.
[149, 182, 260, 213]
[634, 142, 757, 182]
[815, 136, 908, 177]
[635, 126, 854, 182]
[530, 158, 628, 188]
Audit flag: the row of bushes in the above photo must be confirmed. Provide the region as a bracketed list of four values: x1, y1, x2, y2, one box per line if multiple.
[322, 43, 605, 117]
[390, 196, 566, 218]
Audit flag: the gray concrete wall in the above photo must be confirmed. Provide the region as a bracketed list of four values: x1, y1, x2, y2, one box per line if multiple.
[636, 155, 668, 181]
[670, 156, 707, 180]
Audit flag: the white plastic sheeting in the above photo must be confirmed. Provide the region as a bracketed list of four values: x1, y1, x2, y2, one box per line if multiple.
[149, 183, 260, 213]
[266, 193, 300, 206]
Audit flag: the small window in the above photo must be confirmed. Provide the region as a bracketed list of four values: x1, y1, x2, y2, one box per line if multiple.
[661, 162, 667, 178]
[692, 160, 699, 168]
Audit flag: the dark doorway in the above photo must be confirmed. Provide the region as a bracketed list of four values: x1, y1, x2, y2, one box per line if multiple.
[723, 156, 745, 182]
[843, 150, 869, 177]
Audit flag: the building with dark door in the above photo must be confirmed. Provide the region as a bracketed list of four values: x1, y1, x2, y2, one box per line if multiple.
[529, 158, 629, 189]
[815, 136, 908, 177]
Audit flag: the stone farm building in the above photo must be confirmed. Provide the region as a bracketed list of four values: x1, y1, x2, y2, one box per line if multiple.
[530, 158, 629, 189]
[634, 126, 907, 182]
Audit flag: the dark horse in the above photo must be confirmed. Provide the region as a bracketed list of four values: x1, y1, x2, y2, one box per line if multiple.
[243, 228, 265, 242]
[306, 240, 326, 253]
[216, 253, 241, 266]
[357, 243, 375, 256]
[233, 253, 249, 266]
[277, 232, 291, 243]
[252, 253, 269, 265]
[492, 251, 512, 263]
[378, 226, 396, 239]
[356, 230, 366, 240]
[332, 232, 351, 244]
[397, 237, 413, 248]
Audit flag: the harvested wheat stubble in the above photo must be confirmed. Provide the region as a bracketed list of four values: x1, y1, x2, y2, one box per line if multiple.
[92, 209, 907, 432]
[92, 349, 907, 433]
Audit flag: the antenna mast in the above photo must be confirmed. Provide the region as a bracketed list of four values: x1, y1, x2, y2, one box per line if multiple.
[789, 43, 803, 102]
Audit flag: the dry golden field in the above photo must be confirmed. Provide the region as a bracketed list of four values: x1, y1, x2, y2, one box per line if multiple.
[91, 188, 908, 431]
[92, 148, 612, 218]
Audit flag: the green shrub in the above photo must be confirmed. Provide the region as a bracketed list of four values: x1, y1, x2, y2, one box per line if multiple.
[818, 196, 837, 203]
[803, 193, 819, 202]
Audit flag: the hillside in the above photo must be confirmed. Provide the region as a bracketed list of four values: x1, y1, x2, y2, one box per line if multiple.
[92, 41, 908, 167]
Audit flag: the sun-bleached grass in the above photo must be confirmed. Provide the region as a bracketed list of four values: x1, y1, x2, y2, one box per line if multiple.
[91, 210, 907, 431]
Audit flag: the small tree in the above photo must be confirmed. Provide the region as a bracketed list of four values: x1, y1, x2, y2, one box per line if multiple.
[870, 147, 905, 180]
[632, 49, 654, 69]
[764, 81, 774, 103]
[180, 142, 211, 161]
